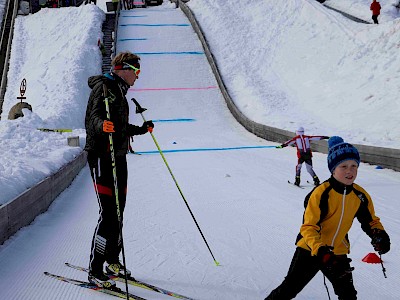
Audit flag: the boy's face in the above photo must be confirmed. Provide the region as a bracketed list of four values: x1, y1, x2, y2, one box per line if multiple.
[332, 160, 358, 185]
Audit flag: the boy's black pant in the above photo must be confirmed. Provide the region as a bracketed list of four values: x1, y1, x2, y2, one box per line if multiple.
[87, 152, 128, 274]
[265, 247, 357, 300]
[372, 15, 379, 24]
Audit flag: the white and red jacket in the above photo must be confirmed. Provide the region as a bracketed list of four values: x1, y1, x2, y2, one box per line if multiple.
[282, 134, 327, 158]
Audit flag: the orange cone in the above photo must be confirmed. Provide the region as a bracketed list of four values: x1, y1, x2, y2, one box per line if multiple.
[362, 253, 382, 263]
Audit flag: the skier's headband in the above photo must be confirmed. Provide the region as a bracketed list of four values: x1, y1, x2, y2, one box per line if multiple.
[114, 61, 141, 77]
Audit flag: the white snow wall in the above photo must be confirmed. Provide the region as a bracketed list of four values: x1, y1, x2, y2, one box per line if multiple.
[0, 151, 87, 245]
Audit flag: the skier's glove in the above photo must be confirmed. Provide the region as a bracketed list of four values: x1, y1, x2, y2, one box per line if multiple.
[142, 120, 154, 133]
[103, 120, 115, 133]
[276, 144, 286, 149]
[318, 246, 354, 278]
[323, 136, 330, 140]
[318, 246, 335, 265]
[371, 229, 390, 254]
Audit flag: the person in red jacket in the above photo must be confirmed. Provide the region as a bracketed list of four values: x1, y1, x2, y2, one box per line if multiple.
[370, 0, 381, 24]
[277, 127, 329, 186]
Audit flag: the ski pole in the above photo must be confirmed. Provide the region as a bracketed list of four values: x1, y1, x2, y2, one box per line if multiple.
[131, 97, 220, 266]
[379, 253, 387, 278]
[322, 275, 331, 300]
[103, 86, 129, 299]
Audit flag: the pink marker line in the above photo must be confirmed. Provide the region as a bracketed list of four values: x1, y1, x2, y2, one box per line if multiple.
[130, 86, 218, 92]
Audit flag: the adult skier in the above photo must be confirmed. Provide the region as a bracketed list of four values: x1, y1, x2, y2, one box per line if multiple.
[277, 127, 328, 186]
[84, 51, 153, 288]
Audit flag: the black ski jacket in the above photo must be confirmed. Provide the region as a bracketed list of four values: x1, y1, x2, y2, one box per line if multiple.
[84, 73, 147, 156]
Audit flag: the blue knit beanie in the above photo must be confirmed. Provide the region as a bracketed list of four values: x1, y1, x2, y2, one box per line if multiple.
[327, 136, 360, 173]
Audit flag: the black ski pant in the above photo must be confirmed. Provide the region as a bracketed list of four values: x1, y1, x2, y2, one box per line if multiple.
[372, 15, 379, 24]
[87, 152, 128, 274]
[296, 151, 316, 178]
[265, 247, 357, 300]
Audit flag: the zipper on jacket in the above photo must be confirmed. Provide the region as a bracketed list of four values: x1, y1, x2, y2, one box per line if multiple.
[330, 186, 346, 247]
[341, 238, 350, 251]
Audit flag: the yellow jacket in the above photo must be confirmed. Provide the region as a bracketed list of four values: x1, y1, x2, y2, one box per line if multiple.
[296, 177, 384, 256]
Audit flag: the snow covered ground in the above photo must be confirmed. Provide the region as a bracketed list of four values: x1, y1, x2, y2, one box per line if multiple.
[325, 0, 400, 22]
[1, 0, 399, 205]
[0, 5, 103, 204]
[187, 0, 400, 149]
[0, 1, 399, 299]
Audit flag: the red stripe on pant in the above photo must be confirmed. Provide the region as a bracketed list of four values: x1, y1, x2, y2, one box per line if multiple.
[95, 184, 127, 196]
[96, 184, 113, 196]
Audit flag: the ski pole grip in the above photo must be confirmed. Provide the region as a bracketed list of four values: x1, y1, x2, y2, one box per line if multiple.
[131, 98, 147, 114]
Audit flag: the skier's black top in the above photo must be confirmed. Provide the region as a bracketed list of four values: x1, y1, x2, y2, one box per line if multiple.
[84, 73, 147, 157]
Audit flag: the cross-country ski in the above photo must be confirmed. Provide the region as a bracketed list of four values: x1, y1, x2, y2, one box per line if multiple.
[44, 272, 147, 300]
[287, 180, 305, 189]
[65, 263, 195, 300]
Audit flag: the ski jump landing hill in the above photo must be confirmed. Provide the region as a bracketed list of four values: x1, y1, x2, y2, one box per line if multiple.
[0, 0, 399, 246]
[178, 2, 400, 171]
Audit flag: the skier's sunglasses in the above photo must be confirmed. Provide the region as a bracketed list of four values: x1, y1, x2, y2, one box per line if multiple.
[123, 62, 141, 77]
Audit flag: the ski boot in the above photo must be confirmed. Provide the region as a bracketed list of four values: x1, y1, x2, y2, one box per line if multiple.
[106, 261, 133, 278]
[88, 271, 116, 289]
[313, 176, 320, 186]
[294, 176, 300, 186]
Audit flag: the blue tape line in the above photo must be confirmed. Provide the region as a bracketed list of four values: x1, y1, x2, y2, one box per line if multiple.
[135, 145, 277, 154]
[152, 118, 196, 123]
[135, 51, 204, 55]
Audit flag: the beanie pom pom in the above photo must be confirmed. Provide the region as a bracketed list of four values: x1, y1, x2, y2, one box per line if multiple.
[328, 136, 344, 149]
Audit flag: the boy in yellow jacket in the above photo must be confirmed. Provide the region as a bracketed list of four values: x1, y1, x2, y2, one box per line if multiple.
[265, 136, 390, 300]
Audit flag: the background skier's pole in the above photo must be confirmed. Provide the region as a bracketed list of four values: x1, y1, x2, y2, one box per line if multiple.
[131, 97, 220, 266]
[103, 86, 129, 299]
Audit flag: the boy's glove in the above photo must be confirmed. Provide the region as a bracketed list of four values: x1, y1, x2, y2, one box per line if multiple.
[322, 136, 330, 140]
[317, 246, 354, 278]
[276, 144, 286, 149]
[371, 229, 390, 254]
[142, 120, 154, 133]
[318, 246, 335, 266]
[103, 120, 115, 133]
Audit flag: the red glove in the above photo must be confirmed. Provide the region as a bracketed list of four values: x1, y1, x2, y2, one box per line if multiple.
[103, 120, 115, 133]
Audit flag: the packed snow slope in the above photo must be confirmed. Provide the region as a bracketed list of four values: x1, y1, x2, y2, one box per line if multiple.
[187, 0, 400, 149]
[0, 5, 103, 205]
[0, 2, 399, 300]
[1, 0, 399, 206]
